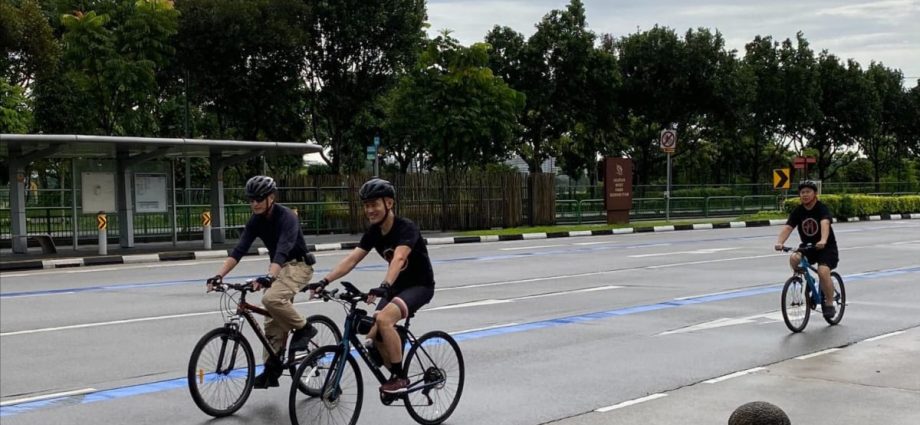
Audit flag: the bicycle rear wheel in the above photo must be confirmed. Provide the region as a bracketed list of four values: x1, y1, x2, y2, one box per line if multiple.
[188, 327, 254, 417]
[289, 345, 363, 425]
[403, 331, 465, 425]
[781, 276, 810, 333]
[823, 272, 846, 325]
[289, 314, 342, 396]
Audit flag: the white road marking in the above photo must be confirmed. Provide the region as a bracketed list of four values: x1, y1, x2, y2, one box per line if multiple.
[704, 367, 766, 384]
[451, 322, 519, 334]
[658, 312, 782, 336]
[863, 330, 906, 342]
[796, 348, 840, 360]
[0, 388, 97, 406]
[629, 247, 739, 258]
[596, 393, 667, 412]
[427, 285, 622, 311]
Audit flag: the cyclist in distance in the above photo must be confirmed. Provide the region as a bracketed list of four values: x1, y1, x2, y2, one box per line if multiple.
[312, 177, 435, 394]
[774, 180, 840, 319]
[206, 175, 317, 388]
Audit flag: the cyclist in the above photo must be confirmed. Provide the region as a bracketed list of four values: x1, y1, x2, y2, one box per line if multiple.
[206, 175, 317, 389]
[313, 178, 434, 394]
[774, 180, 839, 319]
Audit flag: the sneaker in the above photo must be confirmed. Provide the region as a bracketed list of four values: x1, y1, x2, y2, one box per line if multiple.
[822, 303, 836, 319]
[380, 376, 410, 394]
[253, 361, 282, 389]
[289, 323, 318, 352]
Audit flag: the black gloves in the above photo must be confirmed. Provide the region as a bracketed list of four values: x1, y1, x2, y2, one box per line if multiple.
[368, 281, 390, 298]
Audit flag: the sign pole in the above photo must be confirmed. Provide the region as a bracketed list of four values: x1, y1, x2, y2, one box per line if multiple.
[666, 152, 671, 222]
[373, 135, 381, 177]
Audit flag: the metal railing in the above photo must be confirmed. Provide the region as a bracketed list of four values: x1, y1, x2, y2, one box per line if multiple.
[555, 195, 787, 224]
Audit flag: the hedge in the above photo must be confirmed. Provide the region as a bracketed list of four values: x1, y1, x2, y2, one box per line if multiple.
[783, 195, 920, 218]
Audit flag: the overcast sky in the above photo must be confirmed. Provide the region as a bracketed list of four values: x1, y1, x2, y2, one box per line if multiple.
[426, 0, 920, 85]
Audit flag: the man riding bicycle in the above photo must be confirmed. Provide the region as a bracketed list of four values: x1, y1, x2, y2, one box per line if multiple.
[313, 178, 435, 394]
[206, 175, 317, 388]
[774, 180, 840, 319]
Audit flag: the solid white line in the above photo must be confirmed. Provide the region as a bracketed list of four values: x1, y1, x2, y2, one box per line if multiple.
[596, 393, 667, 412]
[521, 232, 548, 240]
[425, 299, 511, 311]
[647, 253, 784, 269]
[0, 388, 97, 406]
[1, 256, 264, 277]
[427, 286, 622, 311]
[863, 330, 905, 342]
[704, 367, 765, 384]
[437, 269, 632, 291]
[796, 348, 840, 360]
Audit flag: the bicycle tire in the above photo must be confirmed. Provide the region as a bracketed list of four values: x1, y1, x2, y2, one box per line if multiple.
[823, 272, 846, 325]
[403, 330, 465, 425]
[781, 276, 810, 333]
[289, 314, 342, 396]
[289, 345, 363, 425]
[188, 327, 255, 417]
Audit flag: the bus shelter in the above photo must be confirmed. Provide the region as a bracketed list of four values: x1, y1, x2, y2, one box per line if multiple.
[1, 134, 322, 254]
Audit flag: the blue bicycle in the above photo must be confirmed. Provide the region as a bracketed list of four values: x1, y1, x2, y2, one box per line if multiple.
[289, 281, 464, 425]
[779, 245, 846, 332]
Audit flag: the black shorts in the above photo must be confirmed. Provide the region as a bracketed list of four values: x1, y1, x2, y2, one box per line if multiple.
[376, 285, 434, 319]
[802, 246, 839, 270]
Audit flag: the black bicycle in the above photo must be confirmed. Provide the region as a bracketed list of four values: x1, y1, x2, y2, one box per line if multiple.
[188, 279, 342, 417]
[289, 281, 464, 425]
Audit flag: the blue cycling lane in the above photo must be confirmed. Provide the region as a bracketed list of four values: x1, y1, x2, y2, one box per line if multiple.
[2, 265, 918, 417]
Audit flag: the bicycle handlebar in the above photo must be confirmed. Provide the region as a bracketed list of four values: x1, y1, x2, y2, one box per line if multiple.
[779, 243, 816, 253]
[304, 281, 371, 304]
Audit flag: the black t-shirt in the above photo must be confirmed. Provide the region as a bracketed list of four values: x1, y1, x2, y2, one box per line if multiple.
[785, 200, 837, 249]
[359, 217, 434, 291]
[230, 204, 308, 265]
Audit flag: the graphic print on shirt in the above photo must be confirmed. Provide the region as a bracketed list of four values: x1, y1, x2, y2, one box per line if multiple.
[383, 248, 408, 271]
[801, 217, 819, 237]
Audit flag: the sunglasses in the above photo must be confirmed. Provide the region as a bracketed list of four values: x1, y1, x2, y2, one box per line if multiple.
[248, 196, 267, 203]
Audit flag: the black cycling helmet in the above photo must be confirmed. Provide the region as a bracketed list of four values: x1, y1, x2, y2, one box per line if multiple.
[245, 175, 276, 200]
[798, 180, 818, 192]
[359, 178, 396, 201]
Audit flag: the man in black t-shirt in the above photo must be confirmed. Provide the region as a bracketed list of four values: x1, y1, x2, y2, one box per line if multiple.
[774, 180, 840, 318]
[314, 178, 434, 394]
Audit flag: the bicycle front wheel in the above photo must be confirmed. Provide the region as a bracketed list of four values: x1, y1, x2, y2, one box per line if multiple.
[823, 272, 846, 325]
[781, 276, 810, 333]
[188, 327, 255, 417]
[289, 345, 363, 425]
[403, 331, 465, 425]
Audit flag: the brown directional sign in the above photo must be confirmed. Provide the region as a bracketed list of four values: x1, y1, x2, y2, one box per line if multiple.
[773, 168, 791, 189]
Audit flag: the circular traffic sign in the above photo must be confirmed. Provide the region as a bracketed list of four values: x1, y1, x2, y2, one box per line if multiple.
[660, 130, 676, 149]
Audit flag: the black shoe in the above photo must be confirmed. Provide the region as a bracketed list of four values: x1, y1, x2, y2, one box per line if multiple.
[289, 323, 318, 352]
[822, 304, 836, 319]
[253, 359, 282, 389]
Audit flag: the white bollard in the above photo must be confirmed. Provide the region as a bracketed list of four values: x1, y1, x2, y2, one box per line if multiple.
[97, 212, 108, 255]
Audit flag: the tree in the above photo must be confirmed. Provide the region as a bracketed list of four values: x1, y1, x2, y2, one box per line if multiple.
[32, 0, 179, 135]
[304, 0, 426, 173]
[0, 79, 32, 132]
[382, 33, 525, 172]
[0, 0, 60, 91]
[173, 0, 310, 143]
[860, 63, 904, 188]
[485, 0, 599, 174]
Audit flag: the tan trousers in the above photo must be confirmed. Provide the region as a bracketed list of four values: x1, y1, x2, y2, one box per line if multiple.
[262, 261, 313, 362]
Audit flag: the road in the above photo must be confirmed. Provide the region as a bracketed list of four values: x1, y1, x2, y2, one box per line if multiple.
[2, 220, 919, 424]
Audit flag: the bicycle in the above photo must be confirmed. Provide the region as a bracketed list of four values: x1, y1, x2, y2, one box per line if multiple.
[188, 279, 342, 417]
[779, 245, 846, 333]
[289, 281, 464, 425]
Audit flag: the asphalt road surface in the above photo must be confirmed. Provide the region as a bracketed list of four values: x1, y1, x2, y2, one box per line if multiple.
[2, 220, 918, 424]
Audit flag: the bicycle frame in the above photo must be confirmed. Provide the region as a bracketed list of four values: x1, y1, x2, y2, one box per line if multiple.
[795, 253, 825, 308]
[222, 286, 288, 366]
